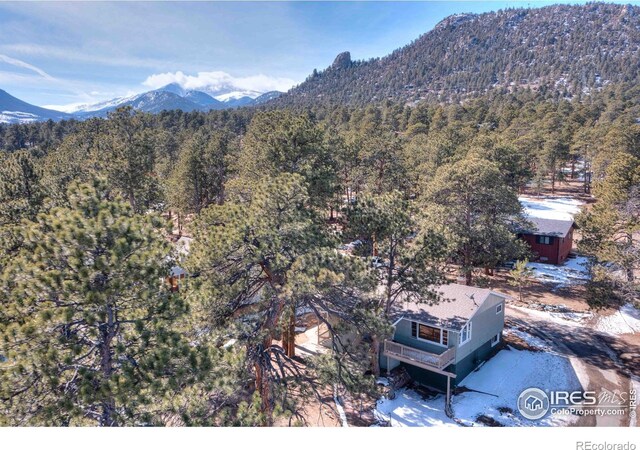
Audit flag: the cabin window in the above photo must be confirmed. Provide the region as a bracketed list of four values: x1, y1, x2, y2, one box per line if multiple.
[418, 324, 440, 343]
[460, 322, 472, 346]
[491, 333, 500, 347]
[536, 235, 553, 245]
[496, 303, 503, 314]
[411, 322, 448, 346]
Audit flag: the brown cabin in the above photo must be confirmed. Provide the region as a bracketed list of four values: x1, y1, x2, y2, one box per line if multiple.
[518, 217, 576, 265]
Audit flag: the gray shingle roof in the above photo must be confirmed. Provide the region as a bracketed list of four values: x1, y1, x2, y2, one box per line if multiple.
[393, 284, 506, 330]
[520, 216, 574, 237]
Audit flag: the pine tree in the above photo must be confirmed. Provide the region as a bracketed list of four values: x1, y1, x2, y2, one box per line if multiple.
[0, 179, 210, 426]
[232, 110, 338, 211]
[344, 190, 448, 375]
[508, 259, 534, 303]
[96, 107, 161, 212]
[578, 152, 640, 307]
[422, 157, 526, 285]
[185, 174, 378, 424]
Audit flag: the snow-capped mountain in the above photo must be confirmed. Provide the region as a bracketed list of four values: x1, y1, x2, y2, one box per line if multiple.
[73, 89, 222, 118]
[0, 89, 72, 124]
[0, 85, 283, 124]
[69, 84, 282, 117]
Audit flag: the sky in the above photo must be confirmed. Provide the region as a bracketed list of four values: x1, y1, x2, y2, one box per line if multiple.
[0, 1, 637, 110]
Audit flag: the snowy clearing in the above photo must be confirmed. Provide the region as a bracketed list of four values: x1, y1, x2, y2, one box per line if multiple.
[375, 344, 581, 427]
[525, 255, 591, 288]
[519, 196, 583, 221]
[594, 303, 640, 336]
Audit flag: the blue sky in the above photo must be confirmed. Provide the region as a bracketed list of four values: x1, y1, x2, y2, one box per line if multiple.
[0, 1, 636, 109]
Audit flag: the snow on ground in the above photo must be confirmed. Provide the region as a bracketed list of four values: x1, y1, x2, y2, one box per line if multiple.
[513, 302, 640, 337]
[176, 236, 192, 256]
[526, 256, 591, 288]
[454, 346, 581, 426]
[519, 196, 584, 221]
[503, 328, 554, 351]
[375, 388, 457, 427]
[511, 305, 592, 328]
[594, 303, 640, 336]
[375, 342, 581, 427]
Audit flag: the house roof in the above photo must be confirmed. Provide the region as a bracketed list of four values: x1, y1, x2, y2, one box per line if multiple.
[519, 216, 575, 237]
[392, 284, 506, 330]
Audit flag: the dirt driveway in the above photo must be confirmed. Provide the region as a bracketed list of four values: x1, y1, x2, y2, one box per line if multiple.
[507, 305, 639, 427]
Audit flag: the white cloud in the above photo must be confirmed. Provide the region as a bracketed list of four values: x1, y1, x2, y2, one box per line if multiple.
[142, 70, 296, 94]
[0, 54, 56, 81]
[41, 102, 88, 113]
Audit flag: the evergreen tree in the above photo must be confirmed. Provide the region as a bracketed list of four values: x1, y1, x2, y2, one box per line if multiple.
[578, 153, 640, 307]
[422, 157, 526, 285]
[233, 111, 338, 211]
[0, 180, 209, 426]
[185, 174, 378, 424]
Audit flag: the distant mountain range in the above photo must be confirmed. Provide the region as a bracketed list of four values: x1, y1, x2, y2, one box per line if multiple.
[0, 84, 283, 124]
[4, 3, 640, 123]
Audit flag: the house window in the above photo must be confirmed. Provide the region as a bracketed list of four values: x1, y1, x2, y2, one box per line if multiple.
[496, 303, 503, 314]
[418, 324, 441, 343]
[460, 322, 472, 346]
[491, 333, 500, 347]
[411, 322, 448, 346]
[536, 235, 553, 245]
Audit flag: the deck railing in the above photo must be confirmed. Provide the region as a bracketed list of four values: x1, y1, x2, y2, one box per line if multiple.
[383, 340, 455, 370]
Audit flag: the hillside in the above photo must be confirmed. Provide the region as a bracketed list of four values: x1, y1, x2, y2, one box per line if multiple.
[273, 3, 640, 107]
[0, 89, 72, 124]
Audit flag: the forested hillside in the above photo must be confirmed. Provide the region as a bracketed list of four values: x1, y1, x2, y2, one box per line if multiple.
[274, 3, 640, 107]
[1, 78, 639, 425]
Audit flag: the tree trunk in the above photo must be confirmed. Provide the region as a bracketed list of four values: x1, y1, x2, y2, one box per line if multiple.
[626, 233, 635, 283]
[370, 335, 381, 377]
[254, 356, 273, 426]
[282, 312, 296, 358]
[99, 303, 117, 427]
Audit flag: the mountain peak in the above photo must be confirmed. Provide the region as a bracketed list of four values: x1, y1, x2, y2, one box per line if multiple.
[158, 83, 186, 96]
[433, 12, 477, 30]
[331, 51, 352, 70]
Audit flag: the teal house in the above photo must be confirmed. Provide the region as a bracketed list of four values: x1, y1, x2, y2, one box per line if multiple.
[381, 284, 507, 395]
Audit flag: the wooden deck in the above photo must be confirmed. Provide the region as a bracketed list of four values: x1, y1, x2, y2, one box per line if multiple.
[383, 340, 456, 376]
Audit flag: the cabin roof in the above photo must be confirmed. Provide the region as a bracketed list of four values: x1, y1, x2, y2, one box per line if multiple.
[520, 216, 575, 237]
[392, 283, 506, 330]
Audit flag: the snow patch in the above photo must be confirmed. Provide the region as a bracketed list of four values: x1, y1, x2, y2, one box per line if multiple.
[375, 346, 581, 427]
[0, 110, 39, 124]
[526, 256, 591, 288]
[519, 196, 584, 221]
[511, 305, 592, 328]
[594, 303, 640, 336]
[503, 328, 553, 351]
